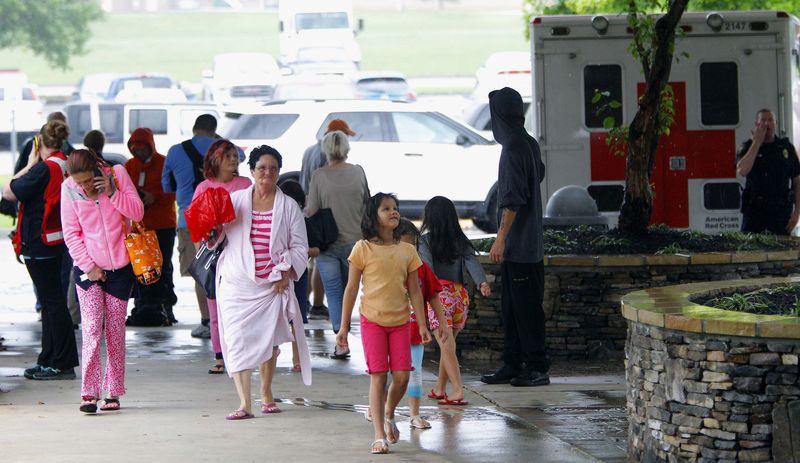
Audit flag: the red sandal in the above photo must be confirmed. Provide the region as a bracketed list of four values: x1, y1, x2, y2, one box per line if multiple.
[437, 395, 468, 406]
[426, 389, 445, 400]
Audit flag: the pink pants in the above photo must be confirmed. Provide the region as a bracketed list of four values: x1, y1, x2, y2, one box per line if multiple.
[77, 285, 128, 398]
[208, 298, 221, 355]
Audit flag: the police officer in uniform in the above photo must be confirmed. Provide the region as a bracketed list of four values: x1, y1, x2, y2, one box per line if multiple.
[736, 109, 800, 235]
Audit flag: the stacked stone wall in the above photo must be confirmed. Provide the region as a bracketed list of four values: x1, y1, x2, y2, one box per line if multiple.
[626, 322, 800, 462]
[454, 254, 800, 360]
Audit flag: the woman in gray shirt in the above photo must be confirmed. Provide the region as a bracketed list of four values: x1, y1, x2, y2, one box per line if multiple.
[305, 130, 370, 359]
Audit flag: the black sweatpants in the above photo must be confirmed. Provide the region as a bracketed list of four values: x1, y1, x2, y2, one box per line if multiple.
[500, 260, 549, 372]
[25, 255, 79, 371]
[136, 227, 177, 307]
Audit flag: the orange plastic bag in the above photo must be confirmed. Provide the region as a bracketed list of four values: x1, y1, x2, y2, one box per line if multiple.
[124, 222, 163, 285]
[185, 187, 236, 243]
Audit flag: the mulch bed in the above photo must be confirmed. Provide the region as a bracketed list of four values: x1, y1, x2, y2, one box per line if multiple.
[693, 285, 800, 316]
[472, 225, 793, 256]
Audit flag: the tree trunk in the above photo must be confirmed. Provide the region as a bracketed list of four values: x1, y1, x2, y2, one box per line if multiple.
[618, 0, 689, 235]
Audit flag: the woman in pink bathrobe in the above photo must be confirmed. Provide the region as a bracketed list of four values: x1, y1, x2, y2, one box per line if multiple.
[215, 145, 311, 420]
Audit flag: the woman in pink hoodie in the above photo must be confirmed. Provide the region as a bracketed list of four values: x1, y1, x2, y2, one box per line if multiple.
[61, 149, 144, 413]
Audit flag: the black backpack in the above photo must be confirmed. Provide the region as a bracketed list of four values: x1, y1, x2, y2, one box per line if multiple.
[168, 139, 205, 192]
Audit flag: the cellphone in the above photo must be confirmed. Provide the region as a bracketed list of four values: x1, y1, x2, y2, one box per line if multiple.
[94, 168, 104, 192]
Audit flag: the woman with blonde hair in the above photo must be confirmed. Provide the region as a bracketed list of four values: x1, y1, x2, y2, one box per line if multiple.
[305, 130, 369, 358]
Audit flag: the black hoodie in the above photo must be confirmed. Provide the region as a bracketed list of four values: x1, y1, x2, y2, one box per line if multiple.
[489, 87, 545, 263]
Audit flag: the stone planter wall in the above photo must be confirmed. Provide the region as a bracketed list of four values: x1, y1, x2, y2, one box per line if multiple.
[622, 278, 800, 463]
[456, 251, 800, 360]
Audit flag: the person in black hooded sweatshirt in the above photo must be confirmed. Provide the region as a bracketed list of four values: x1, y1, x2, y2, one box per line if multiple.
[481, 87, 550, 387]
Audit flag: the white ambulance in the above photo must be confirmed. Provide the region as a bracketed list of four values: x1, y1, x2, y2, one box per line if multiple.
[530, 11, 800, 232]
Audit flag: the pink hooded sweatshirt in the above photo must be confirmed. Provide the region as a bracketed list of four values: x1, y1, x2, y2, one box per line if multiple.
[61, 164, 145, 272]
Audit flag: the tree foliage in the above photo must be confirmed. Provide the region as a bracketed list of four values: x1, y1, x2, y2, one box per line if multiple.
[0, 0, 103, 70]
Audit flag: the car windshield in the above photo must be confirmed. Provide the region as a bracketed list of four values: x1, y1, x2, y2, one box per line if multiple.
[356, 78, 409, 94]
[295, 12, 349, 31]
[225, 113, 299, 139]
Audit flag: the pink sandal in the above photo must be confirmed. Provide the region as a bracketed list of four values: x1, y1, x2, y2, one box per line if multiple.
[261, 402, 282, 414]
[226, 409, 254, 420]
[291, 364, 301, 372]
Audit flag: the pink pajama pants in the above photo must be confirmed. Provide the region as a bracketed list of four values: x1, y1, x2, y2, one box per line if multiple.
[208, 298, 222, 355]
[77, 285, 128, 398]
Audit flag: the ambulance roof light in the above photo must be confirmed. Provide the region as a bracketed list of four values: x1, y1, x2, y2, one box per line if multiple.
[591, 16, 609, 34]
[706, 12, 724, 32]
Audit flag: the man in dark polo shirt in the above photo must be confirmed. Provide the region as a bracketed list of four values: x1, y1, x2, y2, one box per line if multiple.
[736, 109, 800, 235]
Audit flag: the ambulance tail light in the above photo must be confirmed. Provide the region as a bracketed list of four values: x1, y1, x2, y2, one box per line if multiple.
[532, 17, 542, 25]
[777, 11, 789, 18]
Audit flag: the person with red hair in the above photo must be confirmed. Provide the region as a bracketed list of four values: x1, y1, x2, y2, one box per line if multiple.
[190, 139, 251, 374]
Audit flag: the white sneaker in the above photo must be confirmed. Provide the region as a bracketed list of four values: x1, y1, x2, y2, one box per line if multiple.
[191, 324, 211, 339]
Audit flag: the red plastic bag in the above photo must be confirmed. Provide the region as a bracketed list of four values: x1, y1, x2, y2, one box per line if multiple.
[185, 187, 235, 242]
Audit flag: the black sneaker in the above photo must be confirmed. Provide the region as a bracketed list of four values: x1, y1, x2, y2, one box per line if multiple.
[24, 364, 44, 379]
[32, 367, 76, 381]
[480, 364, 521, 385]
[308, 305, 329, 320]
[510, 367, 550, 387]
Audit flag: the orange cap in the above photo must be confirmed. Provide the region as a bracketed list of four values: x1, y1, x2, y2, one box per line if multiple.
[326, 119, 355, 136]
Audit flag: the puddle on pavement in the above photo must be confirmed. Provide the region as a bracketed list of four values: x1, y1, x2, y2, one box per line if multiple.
[275, 397, 580, 462]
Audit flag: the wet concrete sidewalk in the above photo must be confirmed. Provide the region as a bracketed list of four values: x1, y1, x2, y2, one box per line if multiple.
[0, 239, 628, 462]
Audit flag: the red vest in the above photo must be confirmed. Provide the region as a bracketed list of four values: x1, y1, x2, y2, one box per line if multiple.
[12, 152, 69, 256]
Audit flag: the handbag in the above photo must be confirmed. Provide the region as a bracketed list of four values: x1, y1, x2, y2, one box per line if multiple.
[306, 208, 339, 252]
[188, 239, 224, 299]
[124, 221, 163, 285]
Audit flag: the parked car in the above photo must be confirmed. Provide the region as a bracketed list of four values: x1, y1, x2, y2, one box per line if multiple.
[105, 73, 178, 101]
[64, 102, 220, 165]
[0, 81, 44, 150]
[71, 72, 120, 102]
[471, 51, 532, 100]
[273, 74, 356, 100]
[353, 71, 416, 102]
[284, 46, 358, 75]
[201, 52, 281, 104]
[221, 99, 499, 229]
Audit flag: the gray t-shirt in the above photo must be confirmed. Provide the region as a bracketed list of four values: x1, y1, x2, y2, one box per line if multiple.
[305, 163, 370, 246]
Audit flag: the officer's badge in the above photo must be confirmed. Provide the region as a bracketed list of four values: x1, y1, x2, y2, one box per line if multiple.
[784, 149, 789, 159]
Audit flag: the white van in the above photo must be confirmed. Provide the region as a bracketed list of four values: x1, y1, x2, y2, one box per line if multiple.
[64, 102, 220, 165]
